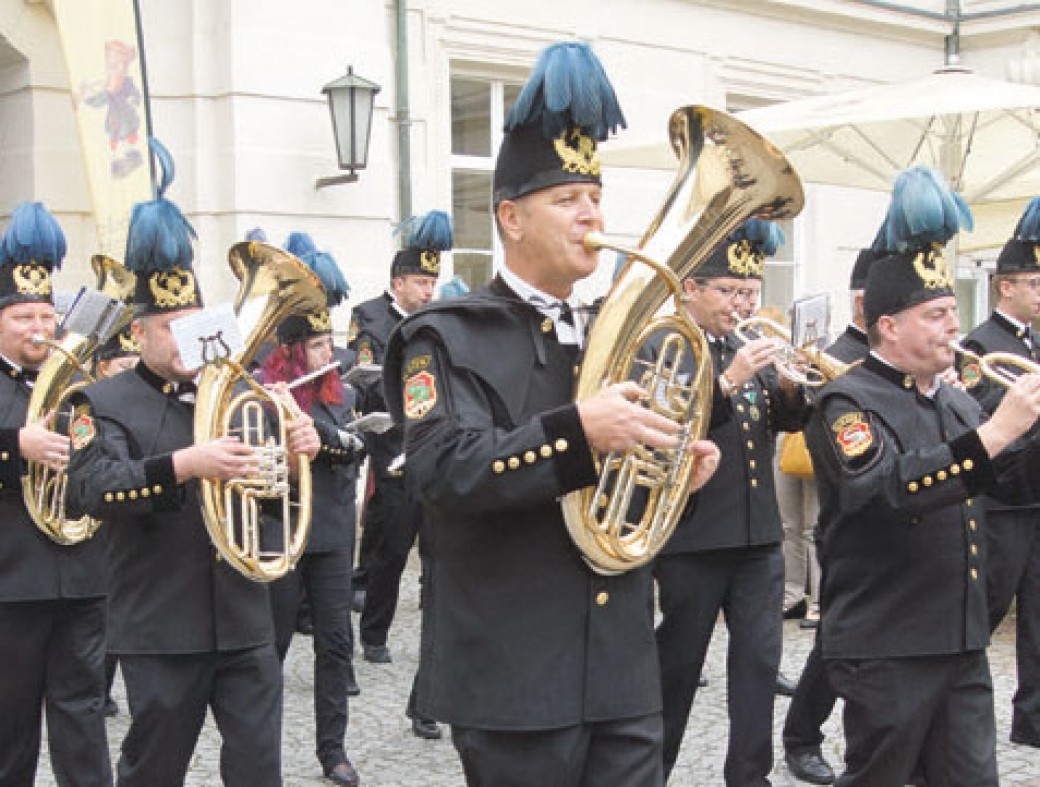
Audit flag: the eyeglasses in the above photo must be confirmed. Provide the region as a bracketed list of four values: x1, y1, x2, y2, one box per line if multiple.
[1012, 277, 1040, 291]
[698, 282, 758, 300]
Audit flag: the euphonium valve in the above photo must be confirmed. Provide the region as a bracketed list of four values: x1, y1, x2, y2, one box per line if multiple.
[560, 105, 804, 575]
[194, 240, 326, 582]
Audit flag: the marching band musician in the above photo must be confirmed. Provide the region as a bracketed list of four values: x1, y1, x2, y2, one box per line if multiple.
[958, 197, 1040, 749]
[382, 41, 719, 787]
[347, 214, 439, 621]
[0, 202, 113, 787]
[351, 211, 448, 741]
[781, 241, 882, 786]
[654, 219, 809, 785]
[65, 142, 319, 787]
[806, 166, 1040, 786]
[261, 233, 363, 787]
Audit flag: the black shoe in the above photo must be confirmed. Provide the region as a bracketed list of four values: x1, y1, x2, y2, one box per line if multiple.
[1010, 730, 1040, 748]
[363, 643, 392, 664]
[785, 750, 835, 785]
[103, 697, 119, 718]
[697, 674, 708, 688]
[783, 599, 808, 620]
[799, 614, 819, 630]
[776, 672, 798, 697]
[324, 759, 360, 786]
[412, 717, 443, 740]
[351, 589, 366, 614]
[346, 664, 360, 697]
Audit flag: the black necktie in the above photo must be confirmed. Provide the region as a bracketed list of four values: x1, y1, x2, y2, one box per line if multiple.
[557, 302, 575, 327]
[174, 381, 196, 403]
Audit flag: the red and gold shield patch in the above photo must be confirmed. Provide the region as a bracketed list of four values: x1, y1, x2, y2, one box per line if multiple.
[960, 361, 982, 389]
[831, 412, 873, 458]
[70, 412, 96, 450]
[403, 371, 437, 420]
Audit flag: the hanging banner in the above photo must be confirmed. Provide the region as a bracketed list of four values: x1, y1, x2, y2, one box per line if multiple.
[52, 0, 153, 257]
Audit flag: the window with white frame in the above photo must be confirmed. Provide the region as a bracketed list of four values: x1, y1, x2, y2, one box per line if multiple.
[450, 75, 521, 289]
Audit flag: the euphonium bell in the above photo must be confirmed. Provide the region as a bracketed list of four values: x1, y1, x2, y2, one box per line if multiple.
[733, 314, 858, 387]
[194, 240, 326, 582]
[560, 105, 804, 575]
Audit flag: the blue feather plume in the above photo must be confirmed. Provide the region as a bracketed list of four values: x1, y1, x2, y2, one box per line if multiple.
[286, 232, 318, 260]
[245, 227, 267, 243]
[124, 138, 197, 273]
[1013, 197, 1040, 242]
[403, 210, 453, 252]
[504, 41, 626, 141]
[0, 202, 66, 269]
[439, 275, 470, 300]
[307, 251, 350, 307]
[732, 218, 784, 256]
[882, 166, 973, 253]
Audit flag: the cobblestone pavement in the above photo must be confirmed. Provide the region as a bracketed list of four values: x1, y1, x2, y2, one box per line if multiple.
[39, 552, 1040, 786]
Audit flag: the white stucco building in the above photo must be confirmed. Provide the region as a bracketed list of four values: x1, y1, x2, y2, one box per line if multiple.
[2, 0, 1039, 333]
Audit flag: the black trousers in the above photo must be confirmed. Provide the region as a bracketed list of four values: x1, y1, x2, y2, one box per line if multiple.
[270, 549, 354, 771]
[986, 507, 1040, 745]
[827, 651, 997, 787]
[782, 634, 837, 756]
[359, 475, 423, 647]
[117, 645, 282, 787]
[654, 545, 783, 786]
[451, 713, 664, 787]
[0, 597, 112, 787]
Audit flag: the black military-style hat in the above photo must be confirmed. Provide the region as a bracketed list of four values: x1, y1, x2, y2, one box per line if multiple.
[849, 226, 888, 290]
[696, 219, 783, 281]
[390, 211, 453, 279]
[0, 201, 66, 309]
[124, 138, 203, 316]
[863, 166, 973, 326]
[96, 323, 141, 361]
[492, 41, 625, 206]
[276, 231, 350, 345]
[995, 197, 1040, 275]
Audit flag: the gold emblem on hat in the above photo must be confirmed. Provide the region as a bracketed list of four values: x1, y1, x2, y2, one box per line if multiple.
[118, 331, 141, 354]
[150, 267, 198, 308]
[420, 250, 441, 275]
[12, 263, 52, 297]
[554, 128, 600, 177]
[913, 244, 953, 289]
[307, 309, 332, 333]
[727, 241, 764, 278]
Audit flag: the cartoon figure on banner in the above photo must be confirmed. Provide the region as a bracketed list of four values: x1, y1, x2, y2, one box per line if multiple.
[75, 39, 143, 178]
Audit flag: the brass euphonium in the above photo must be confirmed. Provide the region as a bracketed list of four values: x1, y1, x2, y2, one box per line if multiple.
[194, 240, 326, 582]
[560, 105, 804, 575]
[23, 255, 137, 544]
[733, 314, 859, 387]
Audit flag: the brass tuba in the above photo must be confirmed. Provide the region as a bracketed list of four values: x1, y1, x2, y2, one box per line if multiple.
[733, 314, 859, 387]
[194, 240, 326, 582]
[560, 106, 804, 575]
[23, 255, 137, 544]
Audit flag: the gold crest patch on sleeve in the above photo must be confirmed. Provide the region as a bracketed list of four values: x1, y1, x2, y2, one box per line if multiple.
[960, 361, 982, 389]
[831, 412, 873, 458]
[403, 370, 437, 420]
[70, 408, 96, 450]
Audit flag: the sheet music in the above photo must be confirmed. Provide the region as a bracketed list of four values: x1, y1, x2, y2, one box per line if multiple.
[791, 294, 830, 351]
[169, 304, 244, 371]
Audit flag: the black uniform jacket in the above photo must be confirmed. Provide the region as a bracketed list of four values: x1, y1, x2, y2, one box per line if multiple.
[662, 334, 808, 554]
[307, 394, 363, 554]
[826, 324, 869, 365]
[349, 293, 405, 479]
[808, 354, 1040, 660]
[383, 280, 661, 731]
[349, 292, 398, 367]
[0, 359, 107, 601]
[65, 363, 273, 655]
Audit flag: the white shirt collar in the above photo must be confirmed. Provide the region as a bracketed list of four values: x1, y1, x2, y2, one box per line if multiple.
[499, 265, 584, 346]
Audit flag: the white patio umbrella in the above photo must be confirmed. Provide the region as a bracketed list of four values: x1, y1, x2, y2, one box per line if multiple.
[604, 66, 1040, 251]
